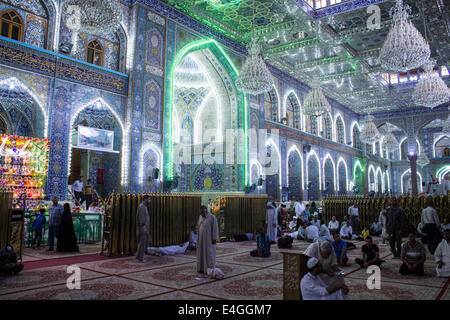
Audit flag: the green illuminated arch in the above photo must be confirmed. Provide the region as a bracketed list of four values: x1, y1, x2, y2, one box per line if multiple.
[163, 39, 249, 187]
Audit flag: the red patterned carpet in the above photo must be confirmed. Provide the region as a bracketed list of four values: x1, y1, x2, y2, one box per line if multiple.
[1, 239, 449, 300]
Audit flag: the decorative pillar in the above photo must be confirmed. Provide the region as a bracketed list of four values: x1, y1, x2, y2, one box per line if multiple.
[408, 154, 418, 196]
[281, 249, 308, 300]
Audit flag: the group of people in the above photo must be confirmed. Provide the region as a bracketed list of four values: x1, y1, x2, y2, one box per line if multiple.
[72, 176, 96, 211]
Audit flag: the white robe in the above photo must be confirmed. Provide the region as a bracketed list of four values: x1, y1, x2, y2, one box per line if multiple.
[295, 202, 305, 219]
[266, 205, 278, 242]
[434, 239, 450, 278]
[305, 225, 319, 241]
[196, 213, 219, 273]
[300, 272, 346, 300]
[147, 242, 189, 256]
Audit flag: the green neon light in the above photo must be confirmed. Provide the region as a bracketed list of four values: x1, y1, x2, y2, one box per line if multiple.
[353, 160, 364, 182]
[165, 38, 249, 187]
[436, 165, 450, 177]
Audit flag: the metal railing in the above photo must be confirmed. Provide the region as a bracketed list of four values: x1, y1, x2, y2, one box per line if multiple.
[24, 212, 103, 247]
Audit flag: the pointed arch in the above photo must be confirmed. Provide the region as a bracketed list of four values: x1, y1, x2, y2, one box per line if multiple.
[337, 157, 349, 192]
[368, 165, 376, 192]
[139, 143, 163, 187]
[68, 97, 128, 185]
[399, 137, 421, 159]
[351, 121, 361, 149]
[400, 168, 423, 193]
[433, 134, 449, 157]
[322, 153, 336, 190]
[334, 113, 346, 144]
[306, 150, 322, 191]
[376, 167, 383, 192]
[265, 138, 282, 189]
[0, 76, 48, 137]
[286, 144, 304, 190]
[383, 170, 390, 192]
[284, 90, 302, 129]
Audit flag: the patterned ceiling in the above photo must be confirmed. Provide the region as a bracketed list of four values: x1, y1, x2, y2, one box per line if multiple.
[161, 0, 450, 115]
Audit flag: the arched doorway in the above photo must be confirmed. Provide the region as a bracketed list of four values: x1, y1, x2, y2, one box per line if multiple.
[337, 158, 348, 195]
[140, 143, 162, 193]
[264, 140, 281, 201]
[306, 151, 321, 200]
[323, 155, 335, 197]
[335, 114, 345, 144]
[353, 160, 364, 194]
[264, 88, 279, 122]
[285, 92, 301, 129]
[287, 146, 303, 201]
[165, 39, 248, 191]
[352, 123, 361, 149]
[376, 168, 383, 193]
[368, 165, 376, 192]
[401, 169, 423, 194]
[68, 99, 123, 197]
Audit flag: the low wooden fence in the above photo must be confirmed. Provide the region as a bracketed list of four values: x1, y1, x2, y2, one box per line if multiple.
[102, 193, 201, 256]
[323, 195, 449, 230]
[223, 194, 268, 238]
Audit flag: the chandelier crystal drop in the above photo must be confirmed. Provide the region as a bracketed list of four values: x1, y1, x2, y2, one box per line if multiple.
[416, 151, 430, 168]
[63, 0, 123, 37]
[383, 129, 399, 152]
[303, 77, 331, 117]
[236, 40, 274, 95]
[379, 0, 430, 72]
[360, 115, 380, 144]
[413, 60, 450, 109]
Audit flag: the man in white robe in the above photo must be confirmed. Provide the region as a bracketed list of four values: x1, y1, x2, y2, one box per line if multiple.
[197, 205, 219, 274]
[316, 224, 332, 243]
[300, 257, 348, 300]
[136, 195, 151, 262]
[266, 202, 278, 243]
[304, 241, 342, 285]
[295, 202, 305, 220]
[148, 242, 189, 256]
[435, 229, 450, 278]
[305, 224, 319, 242]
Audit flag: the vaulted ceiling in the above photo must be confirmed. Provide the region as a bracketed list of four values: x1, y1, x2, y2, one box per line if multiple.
[161, 0, 450, 116]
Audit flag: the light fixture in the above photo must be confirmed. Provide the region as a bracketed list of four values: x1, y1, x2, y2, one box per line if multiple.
[360, 115, 380, 144]
[416, 151, 430, 167]
[236, 40, 274, 95]
[63, 0, 123, 37]
[413, 59, 450, 109]
[303, 77, 331, 117]
[384, 129, 399, 152]
[379, 0, 430, 72]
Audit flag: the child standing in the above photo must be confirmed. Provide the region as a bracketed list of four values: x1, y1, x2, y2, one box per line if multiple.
[32, 209, 46, 249]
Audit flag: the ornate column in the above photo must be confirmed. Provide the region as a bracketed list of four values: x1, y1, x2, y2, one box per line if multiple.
[408, 154, 418, 196]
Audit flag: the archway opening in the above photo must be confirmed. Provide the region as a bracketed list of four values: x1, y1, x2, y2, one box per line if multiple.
[287, 148, 303, 201]
[307, 152, 320, 200]
[337, 159, 347, 195]
[323, 157, 335, 197]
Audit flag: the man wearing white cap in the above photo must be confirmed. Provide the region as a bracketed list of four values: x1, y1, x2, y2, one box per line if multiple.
[266, 202, 278, 244]
[304, 241, 342, 285]
[300, 257, 348, 300]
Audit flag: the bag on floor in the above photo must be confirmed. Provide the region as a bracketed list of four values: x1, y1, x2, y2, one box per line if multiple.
[207, 267, 224, 280]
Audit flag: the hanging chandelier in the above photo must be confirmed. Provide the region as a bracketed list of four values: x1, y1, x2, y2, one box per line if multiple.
[360, 115, 380, 144]
[63, 0, 123, 37]
[379, 0, 430, 72]
[236, 40, 274, 95]
[384, 129, 399, 152]
[412, 60, 450, 109]
[303, 77, 331, 117]
[416, 151, 430, 167]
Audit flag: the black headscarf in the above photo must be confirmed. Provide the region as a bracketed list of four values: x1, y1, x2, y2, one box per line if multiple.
[57, 203, 79, 252]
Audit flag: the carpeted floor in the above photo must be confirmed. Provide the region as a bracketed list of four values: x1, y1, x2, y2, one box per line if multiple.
[1, 238, 448, 300]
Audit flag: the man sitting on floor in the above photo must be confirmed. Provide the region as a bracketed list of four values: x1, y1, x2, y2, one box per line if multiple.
[355, 236, 384, 268]
[332, 233, 348, 267]
[370, 217, 382, 236]
[0, 245, 23, 275]
[300, 257, 348, 300]
[305, 223, 319, 243]
[312, 215, 321, 229]
[316, 224, 332, 243]
[250, 227, 271, 258]
[441, 218, 450, 234]
[328, 216, 339, 234]
[340, 222, 354, 240]
[434, 228, 450, 278]
[305, 241, 343, 285]
[400, 232, 426, 276]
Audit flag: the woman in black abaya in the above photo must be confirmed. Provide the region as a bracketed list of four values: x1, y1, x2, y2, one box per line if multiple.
[57, 203, 79, 252]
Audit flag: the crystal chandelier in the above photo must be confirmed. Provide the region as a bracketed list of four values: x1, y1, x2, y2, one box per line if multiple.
[360, 115, 380, 144]
[63, 0, 123, 37]
[303, 77, 331, 117]
[413, 60, 450, 109]
[416, 151, 430, 167]
[379, 0, 430, 72]
[384, 129, 399, 152]
[236, 40, 274, 95]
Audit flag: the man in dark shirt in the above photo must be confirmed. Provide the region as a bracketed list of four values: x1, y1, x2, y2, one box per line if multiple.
[400, 232, 426, 276]
[0, 245, 23, 275]
[355, 236, 384, 268]
[386, 197, 404, 258]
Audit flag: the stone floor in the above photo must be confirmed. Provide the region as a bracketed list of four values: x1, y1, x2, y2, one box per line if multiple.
[0, 238, 448, 300]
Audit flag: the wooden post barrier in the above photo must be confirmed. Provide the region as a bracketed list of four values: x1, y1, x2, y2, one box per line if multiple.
[281, 249, 308, 300]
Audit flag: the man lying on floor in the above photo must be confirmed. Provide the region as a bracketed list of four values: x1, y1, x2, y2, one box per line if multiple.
[147, 242, 190, 256]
